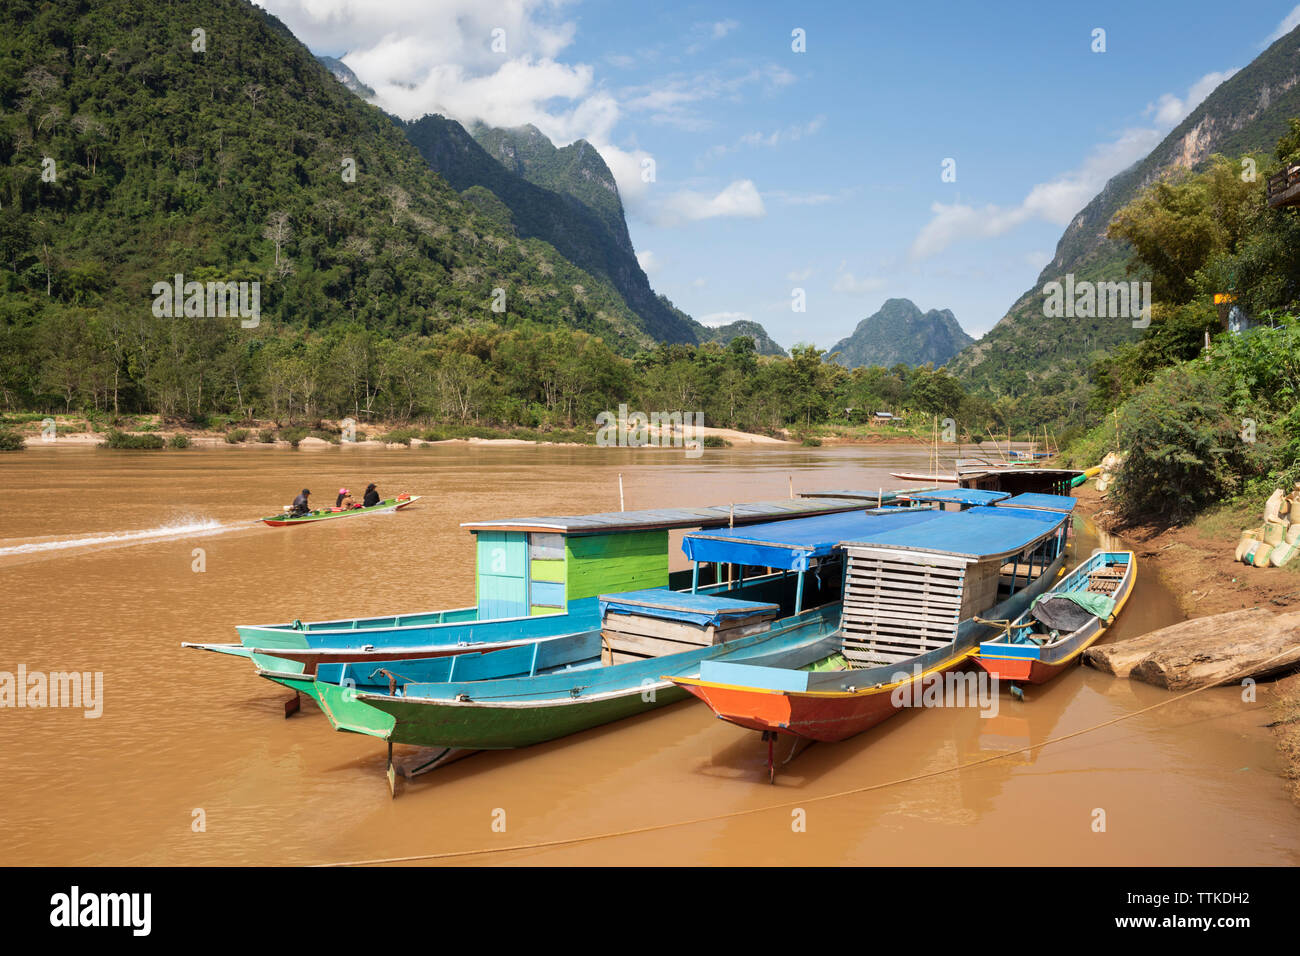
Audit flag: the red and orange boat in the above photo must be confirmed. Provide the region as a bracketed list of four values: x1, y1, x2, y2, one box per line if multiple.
[668, 493, 1076, 779]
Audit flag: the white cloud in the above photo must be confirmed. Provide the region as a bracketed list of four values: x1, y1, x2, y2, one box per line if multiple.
[257, 1, 661, 215]
[786, 267, 813, 281]
[909, 70, 1236, 259]
[657, 180, 766, 226]
[1145, 70, 1237, 127]
[622, 65, 797, 130]
[699, 311, 749, 327]
[690, 277, 707, 288]
[703, 116, 824, 162]
[832, 266, 886, 294]
[1265, 5, 1300, 45]
[636, 250, 659, 273]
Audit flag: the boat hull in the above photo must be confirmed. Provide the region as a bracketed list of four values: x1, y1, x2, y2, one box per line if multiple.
[677, 653, 974, 742]
[974, 550, 1135, 685]
[356, 605, 842, 750]
[261, 496, 420, 526]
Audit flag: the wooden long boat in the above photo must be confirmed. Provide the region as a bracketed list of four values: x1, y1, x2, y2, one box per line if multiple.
[186, 496, 885, 711]
[260, 495, 421, 526]
[973, 549, 1135, 684]
[351, 593, 844, 790]
[668, 501, 1073, 779]
[888, 471, 959, 483]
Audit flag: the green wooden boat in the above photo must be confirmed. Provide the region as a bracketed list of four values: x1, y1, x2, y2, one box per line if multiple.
[260, 495, 420, 526]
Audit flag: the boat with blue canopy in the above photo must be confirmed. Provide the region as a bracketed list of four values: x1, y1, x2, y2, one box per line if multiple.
[668, 501, 1074, 780]
[184, 495, 874, 714]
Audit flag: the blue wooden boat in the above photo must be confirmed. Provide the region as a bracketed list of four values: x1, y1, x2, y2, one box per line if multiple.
[974, 549, 1135, 684]
[184, 496, 882, 711]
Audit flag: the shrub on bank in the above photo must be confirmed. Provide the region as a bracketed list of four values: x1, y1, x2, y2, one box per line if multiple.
[102, 430, 165, 449]
[226, 428, 250, 444]
[257, 429, 275, 443]
[1112, 365, 1263, 522]
[702, 435, 731, 448]
[168, 434, 190, 449]
[0, 429, 25, 451]
[277, 427, 308, 448]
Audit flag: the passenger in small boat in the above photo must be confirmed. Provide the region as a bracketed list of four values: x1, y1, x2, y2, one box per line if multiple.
[362, 483, 380, 508]
[291, 488, 312, 516]
[336, 487, 356, 509]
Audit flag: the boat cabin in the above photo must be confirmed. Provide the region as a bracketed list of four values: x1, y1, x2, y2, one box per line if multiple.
[460, 497, 868, 619]
[836, 505, 1068, 667]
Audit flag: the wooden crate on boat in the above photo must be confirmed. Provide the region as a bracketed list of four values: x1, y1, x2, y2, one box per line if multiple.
[598, 589, 780, 665]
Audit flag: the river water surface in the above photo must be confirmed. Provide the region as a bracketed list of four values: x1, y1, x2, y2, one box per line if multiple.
[1, 443, 1296, 865]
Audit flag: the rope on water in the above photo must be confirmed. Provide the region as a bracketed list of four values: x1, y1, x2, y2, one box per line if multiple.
[314, 643, 1300, 867]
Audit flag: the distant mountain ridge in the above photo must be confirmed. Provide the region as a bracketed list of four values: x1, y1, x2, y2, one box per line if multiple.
[829, 298, 973, 369]
[947, 24, 1300, 419]
[316, 55, 375, 99]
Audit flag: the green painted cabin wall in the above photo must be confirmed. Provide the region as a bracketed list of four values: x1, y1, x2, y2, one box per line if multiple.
[565, 530, 669, 600]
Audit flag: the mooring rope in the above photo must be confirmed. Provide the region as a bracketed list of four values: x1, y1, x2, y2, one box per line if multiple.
[314, 641, 1300, 867]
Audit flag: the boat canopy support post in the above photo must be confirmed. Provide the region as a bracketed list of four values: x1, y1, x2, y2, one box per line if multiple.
[795, 568, 806, 615]
[691, 561, 700, 594]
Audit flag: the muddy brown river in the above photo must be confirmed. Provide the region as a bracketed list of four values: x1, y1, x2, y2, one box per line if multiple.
[1, 443, 1296, 865]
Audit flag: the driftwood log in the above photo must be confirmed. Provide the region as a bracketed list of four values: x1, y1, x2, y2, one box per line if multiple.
[1083, 608, 1300, 690]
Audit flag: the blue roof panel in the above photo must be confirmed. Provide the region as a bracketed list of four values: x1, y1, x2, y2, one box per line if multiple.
[995, 493, 1078, 513]
[905, 489, 1010, 505]
[681, 509, 936, 571]
[844, 505, 1067, 560]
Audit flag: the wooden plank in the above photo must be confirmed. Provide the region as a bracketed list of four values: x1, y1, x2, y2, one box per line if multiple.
[530, 558, 565, 583]
[603, 630, 709, 659]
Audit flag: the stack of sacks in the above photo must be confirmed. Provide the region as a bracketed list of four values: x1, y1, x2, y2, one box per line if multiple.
[1095, 452, 1125, 494]
[1236, 484, 1300, 567]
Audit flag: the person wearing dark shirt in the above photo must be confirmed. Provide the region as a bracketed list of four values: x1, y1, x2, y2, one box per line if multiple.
[362, 483, 380, 508]
[291, 488, 312, 515]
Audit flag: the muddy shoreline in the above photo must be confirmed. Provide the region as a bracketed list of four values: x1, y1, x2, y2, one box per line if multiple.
[1072, 482, 1300, 802]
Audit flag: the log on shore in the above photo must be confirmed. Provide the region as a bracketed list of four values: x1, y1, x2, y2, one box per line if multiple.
[1083, 609, 1274, 677]
[1083, 608, 1300, 690]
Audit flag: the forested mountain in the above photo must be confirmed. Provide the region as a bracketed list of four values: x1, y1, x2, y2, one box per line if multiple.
[402, 114, 701, 343]
[829, 298, 972, 369]
[948, 23, 1300, 426]
[0, 0, 685, 410]
[700, 318, 787, 357]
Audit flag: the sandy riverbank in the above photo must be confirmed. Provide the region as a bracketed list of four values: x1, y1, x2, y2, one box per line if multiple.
[1072, 481, 1300, 802]
[6, 418, 798, 449]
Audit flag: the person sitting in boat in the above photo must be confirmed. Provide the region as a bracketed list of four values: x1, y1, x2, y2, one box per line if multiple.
[291, 488, 312, 516]
[336, 487, 357, 509]
[362, 483, 380, 508]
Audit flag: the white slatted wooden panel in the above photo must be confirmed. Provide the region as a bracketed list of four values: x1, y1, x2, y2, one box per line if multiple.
[841, 547, 969, 666]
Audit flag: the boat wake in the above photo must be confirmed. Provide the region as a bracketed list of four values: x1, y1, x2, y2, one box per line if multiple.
[0, 517, 232, 556]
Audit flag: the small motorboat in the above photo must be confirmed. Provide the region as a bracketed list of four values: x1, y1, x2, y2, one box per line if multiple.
[260, 494, 420, 526]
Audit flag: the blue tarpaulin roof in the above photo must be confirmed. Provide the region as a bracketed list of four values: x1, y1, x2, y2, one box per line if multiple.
[842, 505, 1066, 560]
[905, 489, 1010, 506]
[681, 509, 941, 571]
[598, 589, 779, 627]
[995, 493, 1078, 513]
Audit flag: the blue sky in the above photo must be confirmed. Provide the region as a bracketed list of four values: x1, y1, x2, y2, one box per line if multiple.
[262, 0, 1300, 348]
